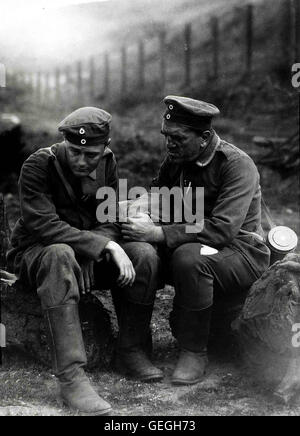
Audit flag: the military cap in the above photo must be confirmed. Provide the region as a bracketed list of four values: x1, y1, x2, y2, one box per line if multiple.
[163, 96, 220, 131]
[58, 106, 112, 146]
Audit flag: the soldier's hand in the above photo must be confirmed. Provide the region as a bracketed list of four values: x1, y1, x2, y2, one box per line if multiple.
[121, 214, 164, 243]
[104, 241, 136, 287]
[80, 259, 95, 295]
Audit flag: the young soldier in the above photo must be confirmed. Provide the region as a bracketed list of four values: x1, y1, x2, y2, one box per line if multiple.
[7, 107, 152, 415]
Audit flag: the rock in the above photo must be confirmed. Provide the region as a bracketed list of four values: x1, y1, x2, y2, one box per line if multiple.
[232, 253, 300, 403]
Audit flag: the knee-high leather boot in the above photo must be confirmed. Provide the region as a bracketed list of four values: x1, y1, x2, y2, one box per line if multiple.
[171, 305, 212, 385]
[45, 304, 112, 415]
[114, 300, 163, 382]
[111, 288, 153, 358]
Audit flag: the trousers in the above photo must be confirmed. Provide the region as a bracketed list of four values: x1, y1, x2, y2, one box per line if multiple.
[164, 242, 263, 311]
[18, 242, 162, 310]
[18, 241, 262, 311]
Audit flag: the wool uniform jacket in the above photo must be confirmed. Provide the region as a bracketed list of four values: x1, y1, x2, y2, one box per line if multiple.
[7, 142, 121, 275]
[151, 132, 270, 276]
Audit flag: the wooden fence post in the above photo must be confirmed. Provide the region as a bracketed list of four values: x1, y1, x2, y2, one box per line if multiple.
[138, 40, 145, 89]
[89, 56, 95, 102]
[104, 52, 110, 100]
[121, 46, 127, 98]
[64, 65, 71, 111]
[77, 61, 83, 105]
[245, 4, 253, 75]
[159, 30, 167, 92]
[36, 71, 41, 106]
[28, 72, 34, 93]
[10, 71, 17, 88]
[55, 68, 61, 106]
[184, 23, 192, 87]
[44, 72, 50, 106]
[211, 17, 220, 80]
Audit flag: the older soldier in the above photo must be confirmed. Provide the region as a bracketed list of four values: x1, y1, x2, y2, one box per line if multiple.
[7, 107, 162, 415]
[121, 96, 270, 385]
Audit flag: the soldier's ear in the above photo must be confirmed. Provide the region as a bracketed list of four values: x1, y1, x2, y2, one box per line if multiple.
[201, 130, 211, 141]
[198, 130, 211, 149]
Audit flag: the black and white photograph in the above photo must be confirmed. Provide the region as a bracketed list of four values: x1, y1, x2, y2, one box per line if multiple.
[0, 0, 299, 418]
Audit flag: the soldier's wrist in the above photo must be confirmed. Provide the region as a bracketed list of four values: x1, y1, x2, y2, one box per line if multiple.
[104, 240, 120, 253]
[151, 226, 165, 243]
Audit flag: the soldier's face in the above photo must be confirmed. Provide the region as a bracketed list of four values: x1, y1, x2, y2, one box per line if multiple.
[65, 141, 105, 177]
[161, 121, 210, 163]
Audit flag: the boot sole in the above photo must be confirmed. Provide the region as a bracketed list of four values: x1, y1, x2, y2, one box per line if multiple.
[77, 407, 112, 416]
[113, 360, 164, 383]
[116, 368, 164, 383]
[62, 401, 112, 416]
[171, 372, 206, 386]
[171, 378, 203, 386]
[137, 374, 164, 383]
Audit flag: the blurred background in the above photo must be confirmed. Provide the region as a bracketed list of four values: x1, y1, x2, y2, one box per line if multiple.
[0, 0, 299, 236]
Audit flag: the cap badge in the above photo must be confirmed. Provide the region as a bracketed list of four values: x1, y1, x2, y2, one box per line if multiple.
[79, 128, 85, 135]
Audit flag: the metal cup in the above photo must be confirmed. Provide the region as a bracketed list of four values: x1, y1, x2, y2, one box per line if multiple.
[267, 226, 298, 265]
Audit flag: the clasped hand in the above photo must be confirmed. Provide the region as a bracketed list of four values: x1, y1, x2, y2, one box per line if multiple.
[121, 213, 158, 242]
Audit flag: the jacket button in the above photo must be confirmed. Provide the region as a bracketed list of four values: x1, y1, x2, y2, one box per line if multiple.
[81, 139, 86, 145]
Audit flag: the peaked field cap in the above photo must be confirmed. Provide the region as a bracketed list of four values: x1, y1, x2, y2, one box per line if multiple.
[58, 106, 112, 146]
[163, 96, 220, 131]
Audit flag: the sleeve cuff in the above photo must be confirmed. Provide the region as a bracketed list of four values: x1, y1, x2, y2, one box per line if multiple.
[89, 234, 111, 261]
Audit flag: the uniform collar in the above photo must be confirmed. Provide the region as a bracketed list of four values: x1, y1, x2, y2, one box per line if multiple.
[195, 130, 220, 168]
